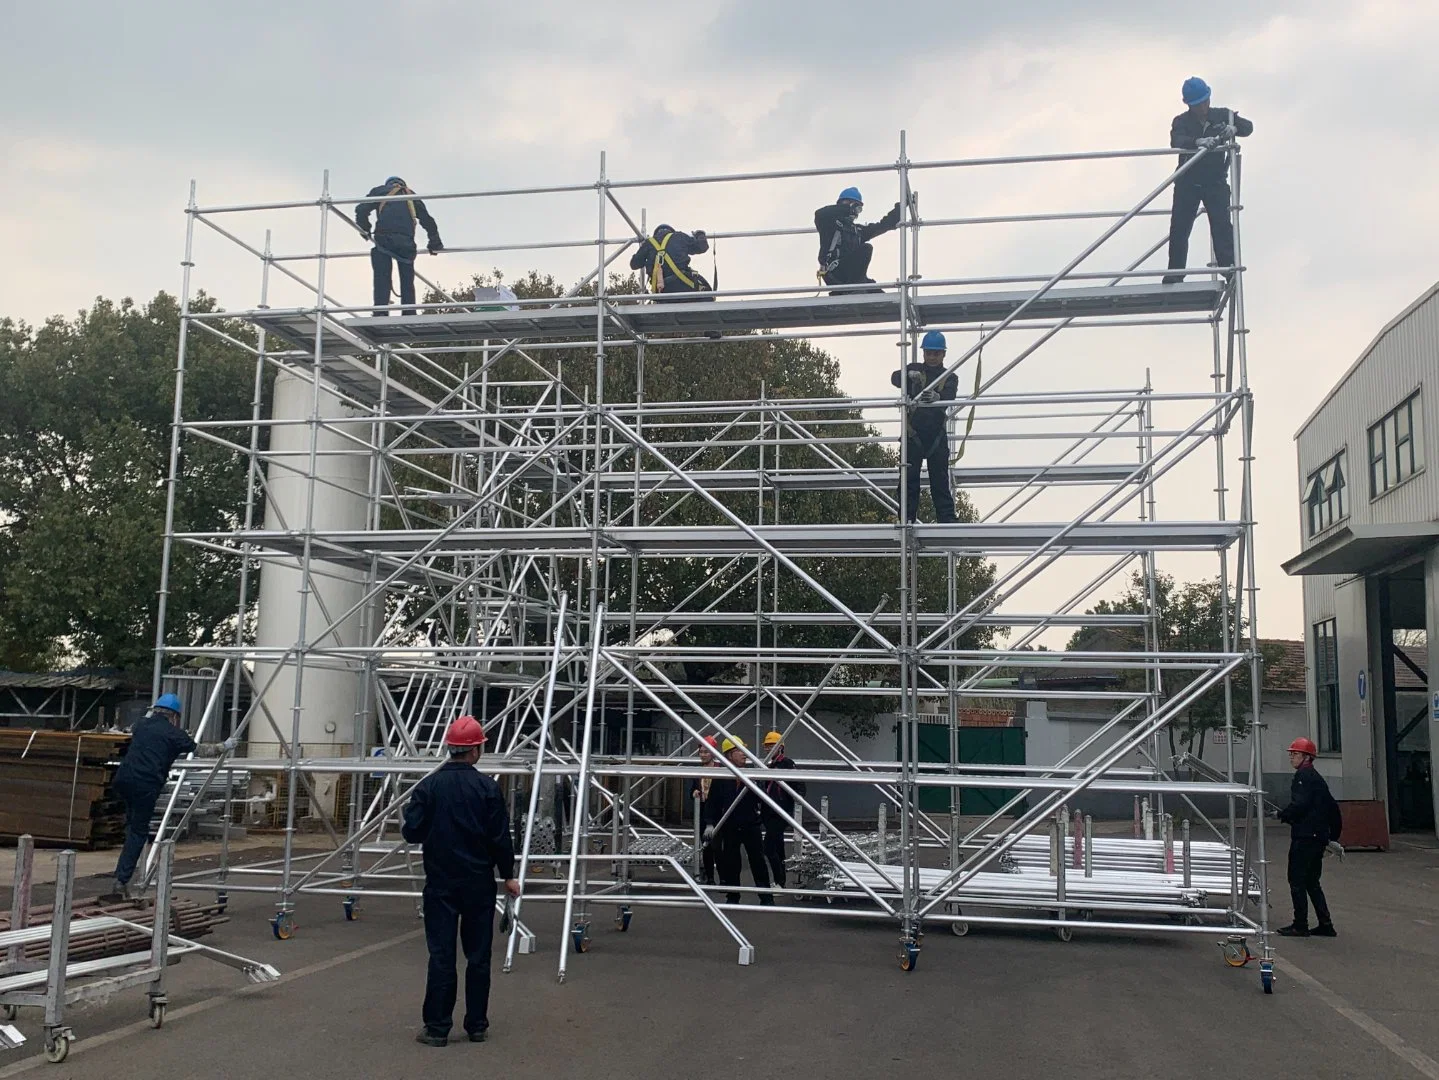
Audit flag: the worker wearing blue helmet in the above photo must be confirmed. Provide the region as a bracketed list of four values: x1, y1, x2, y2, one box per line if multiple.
[356, 176, 444, 314]
[107, 693, 237, 900]
[1163, 78, 1253, 284]
[814, 186, 901, 294]
[891, 330, 959, 523]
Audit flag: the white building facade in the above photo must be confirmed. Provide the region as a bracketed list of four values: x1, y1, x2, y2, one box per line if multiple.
[1283, 282, 1439, 835]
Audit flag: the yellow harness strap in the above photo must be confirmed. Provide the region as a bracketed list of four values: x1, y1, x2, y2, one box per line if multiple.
[950, 348, 983, 463]
[649, 232, 696, 292]
[384, 182, 417, 223]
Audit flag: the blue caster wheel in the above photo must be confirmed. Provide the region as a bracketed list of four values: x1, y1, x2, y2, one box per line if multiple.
[215, 890, 228, 914]
[343, 898, 358, 921]
[899, 944, 919, 971]
[572, 926, 590, 953]
[272, 913, 295, 940]
[616, 906, 632, 932]
[1260, 960, 1275, 995]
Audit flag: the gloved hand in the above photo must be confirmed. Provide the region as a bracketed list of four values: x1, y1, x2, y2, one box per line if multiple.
[693, 229, 706, 241]
[1195, 137, 1218, 150]
[918, 389, 937, 404]
[222, 735, 239, 752]
[1216, 123, 1237, 138]
[358, 226, 372, 242]
[702, 826, 715, 843]
[427, 238, 443, 255]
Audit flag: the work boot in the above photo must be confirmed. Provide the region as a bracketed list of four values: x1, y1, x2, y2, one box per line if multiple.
[1161, 274, 1184, 285]
[1311, 923, 1337, 938]
[415, 1030, 448, 1047]
[1277, 923, 1311, 937]
[467, 1031, 488, 1043]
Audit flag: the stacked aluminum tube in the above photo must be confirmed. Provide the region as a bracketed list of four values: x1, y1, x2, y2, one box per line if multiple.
[824, 861, 1212, 908]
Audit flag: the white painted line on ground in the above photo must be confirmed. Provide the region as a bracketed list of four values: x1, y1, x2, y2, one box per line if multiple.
[1285, 957, 1439, 1080]
[0, 927, 424, 1077]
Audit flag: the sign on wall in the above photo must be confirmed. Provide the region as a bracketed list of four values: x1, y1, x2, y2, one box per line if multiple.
[1357, 668, 1368, 727]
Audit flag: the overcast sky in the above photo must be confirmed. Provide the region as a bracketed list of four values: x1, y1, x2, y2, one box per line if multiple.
[4, 0, 1438, 639]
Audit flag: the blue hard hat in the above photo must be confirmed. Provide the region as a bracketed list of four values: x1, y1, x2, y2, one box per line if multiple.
[654, 223, 673, 237]
[921, 330, 947, 351]
[1181, 77, 1211, 106]
[838, 186, 863, 204]
[384, 175, 406, 187]
[153, 693, 183, 714]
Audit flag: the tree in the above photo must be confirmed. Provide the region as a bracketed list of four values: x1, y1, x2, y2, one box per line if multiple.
[1067, 571, 1280, 761]
[0, 294, 260, 672]
[425, 272, 1000, 736]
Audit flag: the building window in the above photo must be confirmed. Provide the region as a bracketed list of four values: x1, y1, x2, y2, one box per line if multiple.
[1314, 618, 1340, 753]
[1304, 451, 1347, 538]
[1368, 390, 1425, 498]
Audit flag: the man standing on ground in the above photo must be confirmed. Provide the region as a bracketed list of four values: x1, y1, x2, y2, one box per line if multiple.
[402, 715, 520, 1047]
[356, 176, 444, 315]
[108, 693, 235, 900]
[1163, 77, 1252, 284]
[704, 738, 774, 906]
[815, 187, 901, 294]
[689, 735, 720, 885]
[1276, 737, 1338, 938]
[891, 330, 959, 524]
[760, 731, 805, 889]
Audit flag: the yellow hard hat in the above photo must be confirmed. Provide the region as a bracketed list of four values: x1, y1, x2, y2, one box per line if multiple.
[721, 737, 746, 754]
[763, 731, 782, 746]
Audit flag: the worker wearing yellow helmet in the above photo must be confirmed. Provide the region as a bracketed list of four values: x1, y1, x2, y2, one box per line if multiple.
[759, 731, 805, 889]
[702, 736, 773, 906]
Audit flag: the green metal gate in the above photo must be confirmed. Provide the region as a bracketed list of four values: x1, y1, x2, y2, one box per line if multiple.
[901, 722, 1026, 815]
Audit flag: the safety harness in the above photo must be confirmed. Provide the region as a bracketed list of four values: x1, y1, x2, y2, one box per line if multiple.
[647, 232, 697, 293]
[381, 181, 418, 224]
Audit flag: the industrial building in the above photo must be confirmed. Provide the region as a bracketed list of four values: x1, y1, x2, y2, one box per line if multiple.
[1283, 281, 1439, 836]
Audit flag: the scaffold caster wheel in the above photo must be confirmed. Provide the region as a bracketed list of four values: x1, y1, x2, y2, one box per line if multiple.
[1, 1003, 16, 1021]
[1260, 960, 1275, 995]
[616, 906, 632, 932]
[1221, 937, 1253, 967]
[899, 944, 919, 971]
[1055, 924, 1073, 943]
[215, 890, 228, 914]
[950, 920, 969, 937]
[573, 926, 590, 953]
[43, 1030, 70, 1064]
[149, 1001, 167, 1029]
[272, 913, 295, 940]
[343, 898, 358, 921]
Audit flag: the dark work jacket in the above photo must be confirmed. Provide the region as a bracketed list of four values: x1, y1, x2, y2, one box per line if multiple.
[114, 715, 197, 793]
[760, 753, 806, 820]
[402, 760, 516, 890]
[704, 774, 763, 833]
[356, 183, 442, 256]
[892, 363, 959, 439]
[814, 202, 900, 270]
[630, 228, 709, 291]
[1278, 763, 1333, 842]
[1170, 107, 1253, 187]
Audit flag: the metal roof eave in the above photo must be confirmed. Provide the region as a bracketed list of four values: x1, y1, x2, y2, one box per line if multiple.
[1281, 522, 1439, 577]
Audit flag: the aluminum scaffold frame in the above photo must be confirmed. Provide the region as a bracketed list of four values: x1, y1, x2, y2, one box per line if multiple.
[148, 131, 1277, 990]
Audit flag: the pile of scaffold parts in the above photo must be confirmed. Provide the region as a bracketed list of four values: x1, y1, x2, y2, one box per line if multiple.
[0, 729, 130, 848]
[0, 896, 227, 968]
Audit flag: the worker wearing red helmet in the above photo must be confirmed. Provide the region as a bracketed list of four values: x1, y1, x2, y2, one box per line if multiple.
[1276, 736, 1338, 938]
[402, 715, 520, 1046]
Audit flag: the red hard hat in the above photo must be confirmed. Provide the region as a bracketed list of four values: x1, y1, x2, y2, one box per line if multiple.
[445, 715, 487, 747]
[702, 735, 719, 749]
[1287, 737, 1317, 757]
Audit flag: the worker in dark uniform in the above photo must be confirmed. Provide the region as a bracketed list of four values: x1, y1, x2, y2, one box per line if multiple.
[759, 731, 805, 889]
[356, 176, 444, 315]
[630, 224, 713, 301]
[1162, 77, 1253, 284]
[891, 330, 959, 524]
[1276, 737, 1338, 937]
[401, 715, 520, 1047]
[108, 693, 235, 900]
[814, 187, 901, 294]
[688, 735, 720, 885]
[703, 738, 773, 906]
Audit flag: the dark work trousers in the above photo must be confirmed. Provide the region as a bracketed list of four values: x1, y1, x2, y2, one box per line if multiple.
[1164, 180, 1234, 282]
[113, 780, 161, 886]
[421, 881, 498, 1038]
[701, 839, 717, 885]
[371, 242, 417, 314]
[761, 815, 787, 888]
[822, 243, 876, 291]
[717, 824, 773, 905]
[1287, 837, 1332, 928]
[654, 271, 715, 303]
[902, 430, 955, 523]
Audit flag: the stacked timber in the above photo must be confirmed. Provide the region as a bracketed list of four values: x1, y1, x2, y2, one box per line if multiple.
[0, 730, 130, 848]
[0, 896, 226, 966]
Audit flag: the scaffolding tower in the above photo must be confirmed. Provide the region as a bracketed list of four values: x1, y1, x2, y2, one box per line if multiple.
[150, 132, 1276, 990]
